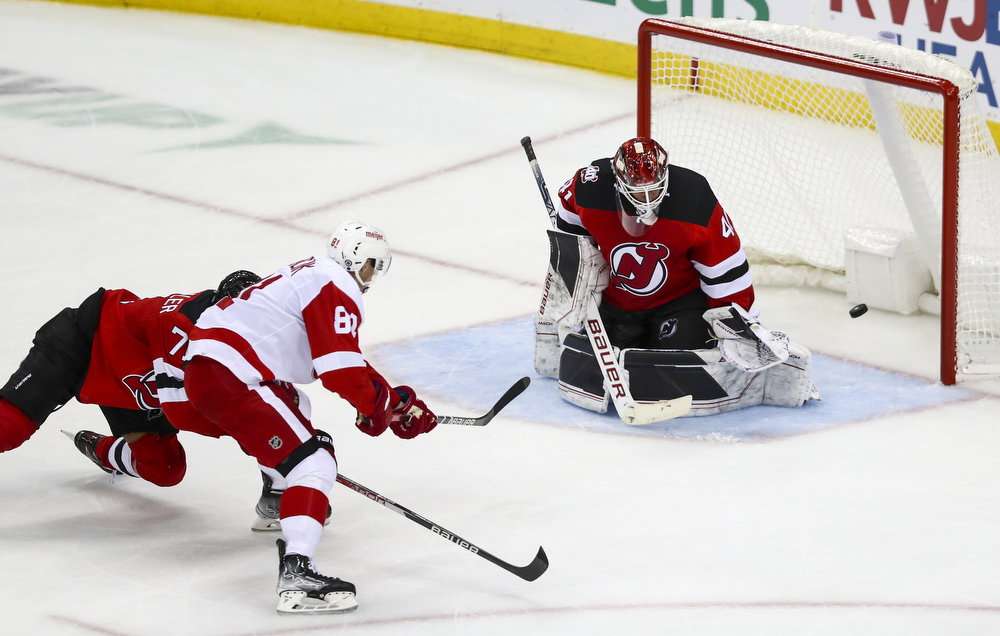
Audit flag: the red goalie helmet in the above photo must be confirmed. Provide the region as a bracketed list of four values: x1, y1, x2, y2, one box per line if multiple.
[612, 137, 669, 235]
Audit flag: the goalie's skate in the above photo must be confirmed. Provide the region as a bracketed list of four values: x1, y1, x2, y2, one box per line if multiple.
[251, 473, 332, 532]
[275, 539, 357, 615]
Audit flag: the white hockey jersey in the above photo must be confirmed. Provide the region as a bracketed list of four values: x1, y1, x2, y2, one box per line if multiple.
[185, 255, 367, 388]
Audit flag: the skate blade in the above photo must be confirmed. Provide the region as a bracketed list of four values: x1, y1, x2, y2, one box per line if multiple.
[251, 516, 282, 532]
[276, 590, 357, 615]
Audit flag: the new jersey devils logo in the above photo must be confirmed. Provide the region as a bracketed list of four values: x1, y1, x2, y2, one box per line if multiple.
[122, 371, 161, 411]
[610, 242, 669, 296]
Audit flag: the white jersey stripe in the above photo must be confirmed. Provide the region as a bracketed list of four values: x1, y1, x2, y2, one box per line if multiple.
[691, 248, 748, 279]
[157, 386, 188, 404]
[186, 339, 263, 384]
[702, 270, 754, 299]
[254, 385, 313, 444]
[314, 351, 365, 376]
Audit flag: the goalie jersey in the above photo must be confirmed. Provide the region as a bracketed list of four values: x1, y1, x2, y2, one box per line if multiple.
[555, 158, 754, 312]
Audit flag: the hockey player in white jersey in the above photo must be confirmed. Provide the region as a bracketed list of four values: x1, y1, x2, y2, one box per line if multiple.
[183, 221, 437, 615]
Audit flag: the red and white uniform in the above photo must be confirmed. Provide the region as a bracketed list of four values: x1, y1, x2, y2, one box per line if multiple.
[81, 288, 223, 438]
[184, 254, 385, 554]
[555, 158, 754, 312]
[185, 254, 384, 420]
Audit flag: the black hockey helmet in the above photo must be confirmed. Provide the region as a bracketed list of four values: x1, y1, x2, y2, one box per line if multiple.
[214, 270, 261, 303]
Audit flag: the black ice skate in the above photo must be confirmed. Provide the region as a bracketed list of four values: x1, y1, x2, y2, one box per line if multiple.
[252, 473, 332, 532]
[275, 539, 357, 615]
[62, 430, 113, 474]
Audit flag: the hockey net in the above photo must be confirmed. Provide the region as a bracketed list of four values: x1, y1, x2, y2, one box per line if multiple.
[639, 17, 1000, 384]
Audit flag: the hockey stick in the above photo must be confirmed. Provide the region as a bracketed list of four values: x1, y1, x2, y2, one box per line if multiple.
[435, 376, 530, 426]
[336, 473, 549, 582]
[520, 136, 558, 227]
[520, 135, 692, 425]
[585, 292, 692, 424]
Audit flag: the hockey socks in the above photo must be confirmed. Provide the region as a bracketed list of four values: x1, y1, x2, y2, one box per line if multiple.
[279, 486, 329, 558]
[85, 433, 187, 486]
[0, 398, 39, 452]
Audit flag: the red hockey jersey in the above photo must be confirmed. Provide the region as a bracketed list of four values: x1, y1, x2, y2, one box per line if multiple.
[79, 288, 225, 438]
[185, 255, 386, 417]
[556, 158, 754, 312]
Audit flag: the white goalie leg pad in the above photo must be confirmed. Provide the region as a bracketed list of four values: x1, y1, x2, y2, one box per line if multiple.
[534, 230, 609, 378]
[620, 347, 763, 417]
[534, 314, 560, 379]
[762, 342, 821, 407]
[620, 345, 818, 416]
[689, 350, 767, 416]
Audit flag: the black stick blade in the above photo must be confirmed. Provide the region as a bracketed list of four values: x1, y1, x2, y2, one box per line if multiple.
[437, 376, 530, 427]
[509, 546, 548, 582]
[490, 376, 530, 416]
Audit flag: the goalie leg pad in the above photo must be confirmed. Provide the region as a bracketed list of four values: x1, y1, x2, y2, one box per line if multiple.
[620, 347, 762, 416]
[620, 343, 818, 416]
[534, 231, 610, 378]
[557, 333, 610, 414]
[534, 315, 560, 379]
[762, 343, 821, 407]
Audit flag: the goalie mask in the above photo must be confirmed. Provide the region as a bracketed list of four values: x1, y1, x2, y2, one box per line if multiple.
[612, 137, 669, 237]
[328, 221, 392, 293]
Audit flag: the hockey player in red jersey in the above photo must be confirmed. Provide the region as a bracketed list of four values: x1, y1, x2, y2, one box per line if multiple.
[182, 220, 437, 615]
[0, 270, 261, 485]
[536, 137, 818, 416]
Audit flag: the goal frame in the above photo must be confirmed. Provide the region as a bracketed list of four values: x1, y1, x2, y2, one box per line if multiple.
[637, 18, 962, 385]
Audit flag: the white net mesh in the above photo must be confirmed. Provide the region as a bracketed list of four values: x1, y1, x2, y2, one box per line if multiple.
[647, 18, 1000, 378]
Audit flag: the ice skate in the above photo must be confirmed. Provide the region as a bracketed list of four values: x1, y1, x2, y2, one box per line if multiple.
[252, 473, 332, 532]
[275, 539, 357, 615]
[62, 430, 118, 475]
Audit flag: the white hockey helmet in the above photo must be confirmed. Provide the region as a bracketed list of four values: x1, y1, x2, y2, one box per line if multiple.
[327, 221, 392, 293]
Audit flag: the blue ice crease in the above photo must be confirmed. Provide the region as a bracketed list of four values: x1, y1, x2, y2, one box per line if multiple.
[373, 317, 975, 440]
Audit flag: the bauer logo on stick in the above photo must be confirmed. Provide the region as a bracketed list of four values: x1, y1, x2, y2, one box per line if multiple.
[585, 318, 627, 399]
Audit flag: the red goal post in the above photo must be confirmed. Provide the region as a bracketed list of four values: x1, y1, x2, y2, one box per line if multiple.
[637, 17, 1000, 385]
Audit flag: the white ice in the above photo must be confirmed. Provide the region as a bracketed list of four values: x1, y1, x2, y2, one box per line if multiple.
[1, 2, 999, 634]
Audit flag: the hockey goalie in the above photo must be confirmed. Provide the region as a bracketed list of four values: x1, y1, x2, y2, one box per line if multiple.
[534, 137, 820, 418]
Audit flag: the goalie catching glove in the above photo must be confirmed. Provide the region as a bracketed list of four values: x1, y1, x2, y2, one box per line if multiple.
[704, 304, 790, 372]
[355, 381, 436, 439]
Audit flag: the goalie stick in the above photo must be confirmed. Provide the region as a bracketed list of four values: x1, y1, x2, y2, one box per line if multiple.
[436, 376, 530, 426]
[585, 292, 692, 424]
[520, 136, 558, 227]
[520, 136, 692, 425]
[336, 473, 549, 582]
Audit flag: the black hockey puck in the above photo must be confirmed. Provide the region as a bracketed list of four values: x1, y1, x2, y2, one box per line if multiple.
[849, 303, 868, 318]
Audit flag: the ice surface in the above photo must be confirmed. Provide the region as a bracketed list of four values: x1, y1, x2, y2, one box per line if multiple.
[1, 2, 999, 634]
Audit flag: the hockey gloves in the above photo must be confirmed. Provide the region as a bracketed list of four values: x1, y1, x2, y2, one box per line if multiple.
[355, 380, 394, 437]
[704, 304, 790, 372]
[389, 385, 437, 439]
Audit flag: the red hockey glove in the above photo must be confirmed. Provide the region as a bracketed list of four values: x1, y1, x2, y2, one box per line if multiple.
[355, 380, 394, 437]
[389, 386, 438, 440]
